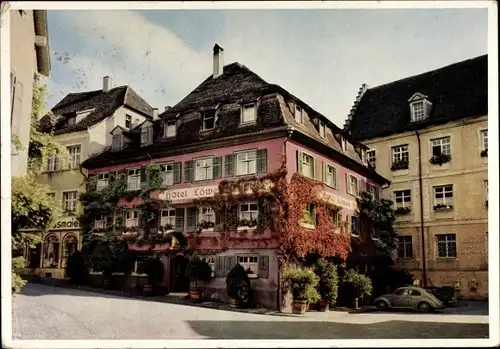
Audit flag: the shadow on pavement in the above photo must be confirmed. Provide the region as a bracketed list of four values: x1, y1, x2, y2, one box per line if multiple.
[186, 320, 489, 339]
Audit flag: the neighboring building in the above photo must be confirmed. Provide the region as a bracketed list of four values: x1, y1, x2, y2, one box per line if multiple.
[345, 55, 488, 300]
[81, 44, 389, 309]
[18, 77, 154, 279]
[10, 9, 51, 176]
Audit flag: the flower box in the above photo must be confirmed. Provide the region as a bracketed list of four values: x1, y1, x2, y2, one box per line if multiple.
[394, 207, 412, 215]
[433, 204, 453, 211]
[480, 149, 488, 158]
[390, 160, 409, 171]
[430, 154, 451, 165]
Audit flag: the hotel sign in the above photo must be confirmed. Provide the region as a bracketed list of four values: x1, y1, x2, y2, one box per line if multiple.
[320, 191, 358, 211]
[158, 185, 219, 202]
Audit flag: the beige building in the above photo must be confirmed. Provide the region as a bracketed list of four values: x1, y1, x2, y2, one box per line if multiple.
[8, 9, 51, 177]
[345, 55, 488, 300]
[19, 77, 154, 278]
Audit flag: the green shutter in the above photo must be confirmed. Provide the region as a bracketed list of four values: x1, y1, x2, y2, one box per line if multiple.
[314, 158, 319, 180]
[173, 162, 181, 184]
[186, 207, 198, 232]
[224, 256, 235, 277]
[174, 208, 184, 231]
[258, 255, 269, 278]
[214, 256, 224, 278]
[296, 150, 302, 174]
[345, 173, 349, 195]
[184, 160, 194, 182]
[322, 163, 326, 184]
[213, 156, 222, 179]
[140, 167, 147, 186]
[224, 154, 234, 177]
[256, 149, 268, 173]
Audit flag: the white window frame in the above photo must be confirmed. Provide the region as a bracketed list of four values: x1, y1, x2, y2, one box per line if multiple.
[332, 210, 342, 229]
[67, 145, 81, 169]
[300, 152, 315, 179]
[160, 209, 176, 230]
[436, 233, 457, 259]
[347, 174, 358, 196]
[411, 101, 425, 122]
[238, 202, 259, 230]
[198, 255, 216, 277]
[397, 236, 413, 259]
[235, 150, 257, 176]
[367, 150, 376, 168]
[94, 214, 107, 230]
[125, 114, 132, 129]
[125, 210, 140, 228]
[46, 154, 60, 172]
[236, 254, 259, 276]
[394, 189, 411, 208]
[160, 163, 174, 186]
[62, 191, 78, 215]
[202, 112, 215, 131]
[433, 184, 454, 206]
[367, 183, 378, 199]
[319, 121, 326, 138]
[140, 126, 153, 146]
[480, 129, 488, 151]
[96, 172, 110, 191]
[47, 192, 56, 200]
[241, 103, 257, 124]
[195, 157, 214, 181]
[341, 137, 347, 151]
[392, 145, 409, 164]
[324, 164, 337, 188]
[300, 203, 316, 229]
[112, 134, 123, 151]
[431, 136, 451, 156]
[164, 120, 177, 138]
[127, 168, 141, 190]
[198, 207, 215, 231]
[349, 215, 359, 236]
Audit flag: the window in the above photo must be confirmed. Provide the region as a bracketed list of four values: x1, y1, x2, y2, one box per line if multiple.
[239, 203, 259, 228]
[67, 117, 76, 126]
[140, 126, 153, 146]
[299, 152, 315, 178]
[125, 114, 132, 129]
[160, 209, 176, 229]
[392, 145, 409, 164]
[62, 191, 78, 215]
[484, 180, 488, 204]
[237, 255, 259, 275]
[42, 235, 60, 268]
[367, 184, 379, 200]
[410, 290, 421, 296]
[236, 151, 257, 176]
[164, 120, 176, 138]
[431, 137, 451, 156]
[393, 288, 409, 296]
[481, 129, 488, 151]
[202, 112, 215, 130]
[300, 203, 316, 228]
[324, 164, 337, 188]
[434, 185, 453, 206]
[161, 163, 174, 186]
[198, 207, 215, 230]
[97, 173, 110, 191]
[346, 174, 358, 196]
[436, 234, 457, 258]
[411, 101, 425, 121]
[394, 190, 411, 208]
[195, 158, 213, 181]
[67, 145, 81, 168]
[241, 103, 257, 124]
[319, 121, 326, 138]
[111, 134, 122, 152]
[397, 236, 413, 259]
[295, 105, 303, 123]
[367, 150, 376, 168]
[95, 214, 107, 229]
[341, 137, 347, 151]
[349, 215, 359, 235]
[125, 210, 139, 227]
[46, 154, 60, 171]
[332, 210, 342, 228]
[127, 169, 141, 190]
[47, 192, 56, 199]
[199, 255, 216, 276]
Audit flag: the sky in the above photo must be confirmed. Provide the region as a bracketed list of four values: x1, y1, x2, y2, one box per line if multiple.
[45, 8, 488, 126]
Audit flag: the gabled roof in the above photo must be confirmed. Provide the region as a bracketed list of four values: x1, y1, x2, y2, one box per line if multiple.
[39, 86, 154, 135]
[348, 54, 488, 141]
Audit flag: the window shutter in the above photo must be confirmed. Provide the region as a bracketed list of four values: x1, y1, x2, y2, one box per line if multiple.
[256, 149, 268, 173]
[296, 150, 303, 174]
[258, 255, 269, 278]
[314, 158, 319, 180]
[335, 169, 340, 189]
[322, 163, 326, 183]
[173, 162, 181, 184]
[227, 205, 239, 230]
[174, 208, 185, 231]
[345, 173, 349, 194]
[224, 255, 235, 277]
[224, 154, 234, 177]
[213, 156, 222, 179]
[184, 160, 194, 182]
[140, 167, 147, 186]
[214, 256, 224, 278]
[186, 207, 198, 232]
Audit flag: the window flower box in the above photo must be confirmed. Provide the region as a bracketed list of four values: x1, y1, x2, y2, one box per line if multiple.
[430, 154, 451, 165]
[480, 149, 488, 158]
[238, 219, 258, 228]
[394, 207, 412, 215]
[199, 221, 215, 230]
[390, 160, 409, 171]
[433, 204, 453, 211]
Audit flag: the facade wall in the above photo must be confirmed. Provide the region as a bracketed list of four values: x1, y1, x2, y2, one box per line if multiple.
[362, 116, 488, 299]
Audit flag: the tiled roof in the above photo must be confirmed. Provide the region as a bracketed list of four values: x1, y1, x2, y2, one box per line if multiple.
[39, 86, 154, 135]
[348, 54, 488, 141]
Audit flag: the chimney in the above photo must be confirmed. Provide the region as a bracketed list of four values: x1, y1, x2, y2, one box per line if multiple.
[103, 76, 112, 92]
[213, 43, 224, 79]
[164, 106, 171, 112]
[152, 108, 159, 120]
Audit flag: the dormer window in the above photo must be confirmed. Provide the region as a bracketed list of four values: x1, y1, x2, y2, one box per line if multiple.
[361, 149, 367, 165]
[241, 103, 257, 124]
[140, 126, 153, 147]
[409, 93, 432, 122]
[67, 117, 76, 126]
[111, 134, 123, 152]
[295, 105, 303, 123]
[125, 114, 132, 129]
[340, 136, 347, 151]
[202, 112, 215, 131]
[319, 121, 326, 138]
[164, 120, 176, 138]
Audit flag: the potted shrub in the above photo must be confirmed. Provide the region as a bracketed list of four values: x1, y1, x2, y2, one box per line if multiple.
[343, 269, 373, 309]
[313, 259, 339, 312]
[186, 256, 212, 302]
[137, 256, 164, 297]
[226, 263, 251, 308]
[283, 266, 319, 314]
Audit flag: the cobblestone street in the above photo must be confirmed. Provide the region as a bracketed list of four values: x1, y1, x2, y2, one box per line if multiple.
[12, 283, 489, 340]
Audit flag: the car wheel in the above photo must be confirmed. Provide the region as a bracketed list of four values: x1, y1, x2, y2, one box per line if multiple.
[418, 301, 431, 313]
[376, 300, 388, 311]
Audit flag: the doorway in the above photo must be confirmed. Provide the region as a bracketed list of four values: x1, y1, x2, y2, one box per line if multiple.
[169, 254, 189, 293]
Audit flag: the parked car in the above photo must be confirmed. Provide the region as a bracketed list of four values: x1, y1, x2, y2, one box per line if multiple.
[424, 286, 458, 307]
[374, 286, 444, 313]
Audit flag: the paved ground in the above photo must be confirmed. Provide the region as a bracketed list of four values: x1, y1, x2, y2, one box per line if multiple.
[12, 283, 489, 340]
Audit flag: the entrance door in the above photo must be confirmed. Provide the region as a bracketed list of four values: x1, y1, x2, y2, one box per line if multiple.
[28, 243, 42, 269]
[169, 255, 189, 293]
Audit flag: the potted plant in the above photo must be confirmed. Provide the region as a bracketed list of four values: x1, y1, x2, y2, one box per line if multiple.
[283, 266, 319, 314]
[137, 256, 164, 297]
[313, 259, 339, 312]
[430, 153, 452, 165]
[394, 207, 411, 215]
[186, 256, 212, 302]
[390, 159, 409, 171]
[343, 269, 373, 309]
[226, 263, 251, 308]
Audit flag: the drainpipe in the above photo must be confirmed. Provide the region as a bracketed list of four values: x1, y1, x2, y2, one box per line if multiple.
[415, 130, 427, 287]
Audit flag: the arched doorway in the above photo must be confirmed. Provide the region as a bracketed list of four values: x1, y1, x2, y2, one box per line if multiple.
[169, 254, 189, 293]
[62, 233, 79, 269]
[42, 234, 60, 268]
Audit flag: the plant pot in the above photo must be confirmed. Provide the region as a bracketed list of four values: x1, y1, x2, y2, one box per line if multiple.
[143, 284, 153, 296]
[189, 290, 201, 302]
[229, 298, 241, 308]
[292, 300, 308, 314]
[317, 299, 329, 312]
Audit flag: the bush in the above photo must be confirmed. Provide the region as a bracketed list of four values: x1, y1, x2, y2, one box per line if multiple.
[137, 256, 164, 286]
[313, 258, 339, 306]
[186, 256, 212, 291]
[343, 269, 373, 299]
[12, 272, 27, 294]
[66, 251, 89, 285]
[226, 263, 251, 303]
[283, 266, 319, 301]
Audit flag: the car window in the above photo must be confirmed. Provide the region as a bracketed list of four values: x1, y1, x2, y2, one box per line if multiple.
[394, 288, 407, 296]
[410, 290, 421, 296]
